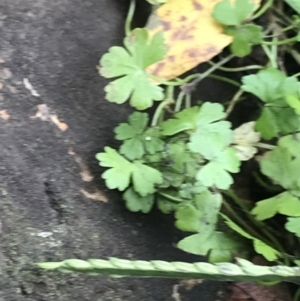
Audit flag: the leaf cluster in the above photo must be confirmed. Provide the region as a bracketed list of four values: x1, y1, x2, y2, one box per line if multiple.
[212, 0, 263, 57]
[252, 134, 300, 239]
[242, 68, 300, 139]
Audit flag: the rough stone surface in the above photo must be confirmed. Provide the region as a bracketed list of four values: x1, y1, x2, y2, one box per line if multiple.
[0, 1, 226, 300]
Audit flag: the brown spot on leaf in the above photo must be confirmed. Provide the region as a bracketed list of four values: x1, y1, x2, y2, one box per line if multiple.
[192, 0, 203, 10]
[171, 26, 193, 41]
[161, 20, 171, 31]
[185, 48, 201, 58]
[205, 45, 218, 55]
[167, 55, 175, 62]
[180, 16, 187, 22]
[151, 61, 165, 76]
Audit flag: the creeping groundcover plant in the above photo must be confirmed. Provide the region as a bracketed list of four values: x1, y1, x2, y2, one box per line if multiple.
[39, 0, 300, 299]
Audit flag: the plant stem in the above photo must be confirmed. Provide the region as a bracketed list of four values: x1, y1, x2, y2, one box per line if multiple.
[262, 36, 300, 46]
[225, 89, 244, 118]
[207, 61, 263, 72]
[252, 171, 282, 192]
[157, 191, 183, 203]
[175, 91, 185, 112]
[185, 94, 191, 108]
[125, 0, 136, 36]
[255, 142, 276, 150]
[151, 98, 174, 127]
[262, 45, 278, 68]
[185, 55, 235, 92]
[222, 199, 268, 243]
[207, 74, 241, 87]
[251, 0, 273, 20]
[224, 190, 289, 265]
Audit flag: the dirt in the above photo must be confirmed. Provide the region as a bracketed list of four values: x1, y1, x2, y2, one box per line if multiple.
[0, 0, 230, 300]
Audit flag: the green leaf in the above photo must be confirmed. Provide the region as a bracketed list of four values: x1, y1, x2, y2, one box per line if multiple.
[168, 140, 189, 172]
[242, 68, 287, 103]
[222, 215, 279, 261]
[115, 112, 164, 160]
[212, 0, 255, 26]
[242, 69, 300, 138]
[285, 217, 300, 237]
[251, 192, 300, 220]
[175, 203, 201, 232]
[161, 169, 184, 188]
[132, 161, 164, 196]
[177, 231, 241, 263]
[188, 102, 232, 158]
[120, 138, 144, 160]
[189, 124, 232, 158]
[115, 112, 148, 139]
[156, 194, 179, 214]
[260, 135, 300, 191]
[227, 24, 263, 57]
[96, 147, 134, 191]
[286, 94, 300, 115]
[96, 147, 163, 196]
[197, 102, 226, 123]
[123, 188, 154, 213]
[161, 107, 199, 136]
[255, 106, 299, 140]
[100, 29, 166, 110]
[178, 182, 206, 199]
[175, 191, 222, 233]
[143, 128, 165, 154]
[196, 148, 240, 190]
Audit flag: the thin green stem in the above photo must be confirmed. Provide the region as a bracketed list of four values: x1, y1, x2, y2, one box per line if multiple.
[271, 37, 278, 66]
[157, 192, 183, 203]
[224, 190, 289, 265]
[185, 94, 191, 108]
[262, 45, 277, 68]
[225, 189, 250, 212]
[207, 61, 263, 72]
[222, 200, 269, 244]
[187, 55, 235, 90]
[151, 98, 174, 127]
[255, 142, 276, 150]
[251, 0, 273, 19]
[293, 72, 300, 78]
[264, 25, 296, 37]
[252, 172, 282, 192]
[262, 36, 300, 46]
[207, 74, 241, 87]
[175, 91, 185, 112]
[125, 0, 136, 36]
[225, 89, 244, 118]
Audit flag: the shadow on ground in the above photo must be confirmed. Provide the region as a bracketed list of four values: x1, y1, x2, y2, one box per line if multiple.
[0, 1, 230, 300]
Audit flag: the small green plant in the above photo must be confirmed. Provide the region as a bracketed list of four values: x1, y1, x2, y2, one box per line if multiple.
[39, 0, 300, 298]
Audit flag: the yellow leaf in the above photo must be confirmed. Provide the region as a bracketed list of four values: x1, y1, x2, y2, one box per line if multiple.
[146, 0, 261, 80]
